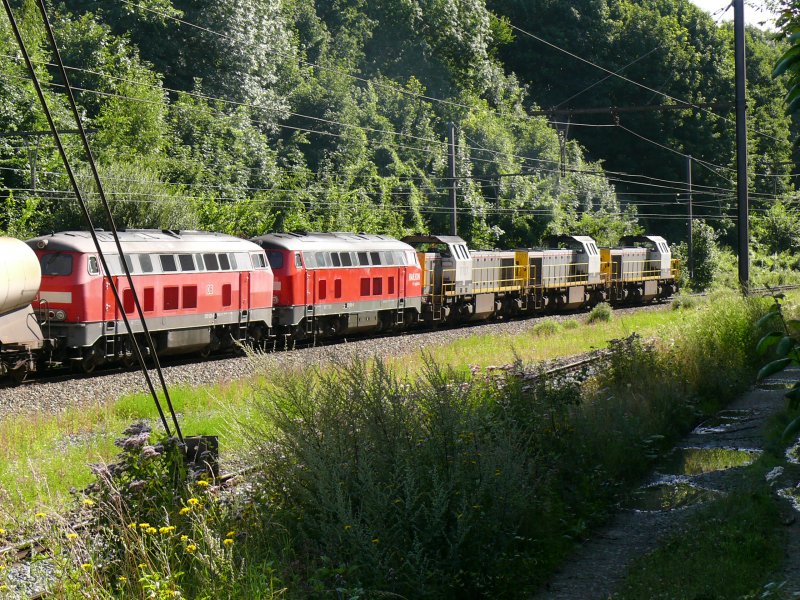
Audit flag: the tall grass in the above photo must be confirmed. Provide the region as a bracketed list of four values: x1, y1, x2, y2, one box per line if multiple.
[11, 293, 778, 599]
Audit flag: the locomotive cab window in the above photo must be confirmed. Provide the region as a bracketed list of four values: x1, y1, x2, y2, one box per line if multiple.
[294, 253, 302, 269]
[40, 253, 73, 276]
[340, 252, 353, 267]
[331, 253, 341, 267]
[218, 254, 231, 270]
[251, 253, 267, 269]
[302, 252, 315, 269]
[266, 251, 284, 270]
[370, 252, 381, 265]
[358, 252, 369, 266]
[87, 256, 99, 275]
[234, 253, 250, 270]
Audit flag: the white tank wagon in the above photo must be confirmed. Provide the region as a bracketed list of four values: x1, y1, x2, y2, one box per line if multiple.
[0, 237, 46, 381]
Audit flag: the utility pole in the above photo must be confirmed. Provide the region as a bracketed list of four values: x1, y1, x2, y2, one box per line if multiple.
[686, 155, 694, 280]
[447, 122, 457, 236]
[734, 0, 749, 290]
[28, 141, 37, 194]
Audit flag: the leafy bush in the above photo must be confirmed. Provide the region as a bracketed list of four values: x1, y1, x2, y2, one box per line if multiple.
[587, 302, 612, 323]
[562, 318, 580, 329]
[245, 358, 560, 597]
[532, 319, 560, 336]
[671, 293, 698, 310]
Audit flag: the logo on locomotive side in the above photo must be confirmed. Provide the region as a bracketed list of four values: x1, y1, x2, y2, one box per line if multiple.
[408, 273, 421, 281]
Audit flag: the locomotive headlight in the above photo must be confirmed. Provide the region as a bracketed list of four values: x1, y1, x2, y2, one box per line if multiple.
[53, 309, 66, 321]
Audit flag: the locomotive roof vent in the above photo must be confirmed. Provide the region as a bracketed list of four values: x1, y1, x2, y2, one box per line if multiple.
[36, 239, 48, 248]
[162, 229, 181, 237]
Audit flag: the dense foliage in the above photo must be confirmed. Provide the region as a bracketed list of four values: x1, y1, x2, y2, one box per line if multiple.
[0, 0, 798, 278]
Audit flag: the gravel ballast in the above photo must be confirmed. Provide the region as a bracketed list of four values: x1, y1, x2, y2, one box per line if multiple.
[0, 305, 669, 419]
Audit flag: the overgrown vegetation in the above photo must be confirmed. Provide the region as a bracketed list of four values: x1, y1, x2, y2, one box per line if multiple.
[10, 292, 772, 598]
[1, 0, 799, 289]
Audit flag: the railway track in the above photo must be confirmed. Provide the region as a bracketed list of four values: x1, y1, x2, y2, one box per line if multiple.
[11, 282, 797, 391]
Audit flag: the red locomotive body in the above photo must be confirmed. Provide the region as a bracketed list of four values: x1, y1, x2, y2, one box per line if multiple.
[28, 230, 273, 372]
[251, 232, 422, 337]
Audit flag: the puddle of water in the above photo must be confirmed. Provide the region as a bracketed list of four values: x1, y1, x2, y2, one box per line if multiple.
[692, 409, 752, 434]
[787, 442, 800, 465]
[625, 477, 721, 512]
[657, 447, 761, 476]
[757, 381, 794, 391]
[778, 486, 800, 513]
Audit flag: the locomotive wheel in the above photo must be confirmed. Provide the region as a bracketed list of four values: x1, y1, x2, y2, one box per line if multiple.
[81, 356, 97, 374]
[120, 354, 138, 370]
[10, 364, 28, 385]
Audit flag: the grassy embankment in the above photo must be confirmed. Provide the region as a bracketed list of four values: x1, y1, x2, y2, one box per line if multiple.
[0, 303, 682, 521]
[0, 290, 792, 599]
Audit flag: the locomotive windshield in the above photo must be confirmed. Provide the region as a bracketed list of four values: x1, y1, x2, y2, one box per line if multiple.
[40, 253, 73, 276]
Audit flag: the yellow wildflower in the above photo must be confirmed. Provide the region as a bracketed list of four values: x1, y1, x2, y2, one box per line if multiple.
[187, 498, 199, 507]
[159, 526, 175, 535]
[146, 527, 157, 535]
[0, 528, 5, 535]
[343, 524, 352, 531]
[127, 523, 137, 529]
[179, 507, 191, 516]
[0, 585, 8, 591]
[35, 512, 46, 519]
[180, 535, 188, 542]
[67, 533, 78, 540]
[138, 523, 150, 529]
[81, 563, 92, 570]
[118, 576, 127, 582]
[223, 538, 234, 547]
[82, 499, 95, 507]
[185, 544, 197, 554]
[0, 565, 5, 571]
[138, 563, 147, 569]
[196, 480, 209, 488]
[371, 538, 379, 544]
[226, 530, 235, 538]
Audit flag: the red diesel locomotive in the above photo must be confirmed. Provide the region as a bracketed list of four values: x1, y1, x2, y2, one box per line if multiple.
[28, 230, 273, 373]
[251, 232, 423, 338]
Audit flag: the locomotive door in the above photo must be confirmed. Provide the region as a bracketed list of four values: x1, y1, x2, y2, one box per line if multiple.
[239, 271, 251, 340]
[102, 275, 119, 357]
[304, 267, 316, 332]
[397, 266, 406, 325]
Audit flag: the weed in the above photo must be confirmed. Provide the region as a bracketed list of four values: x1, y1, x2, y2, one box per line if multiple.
[587, 302, 612, 323]
[671, 293, 698, 310]
[532, 319, 560, 336]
